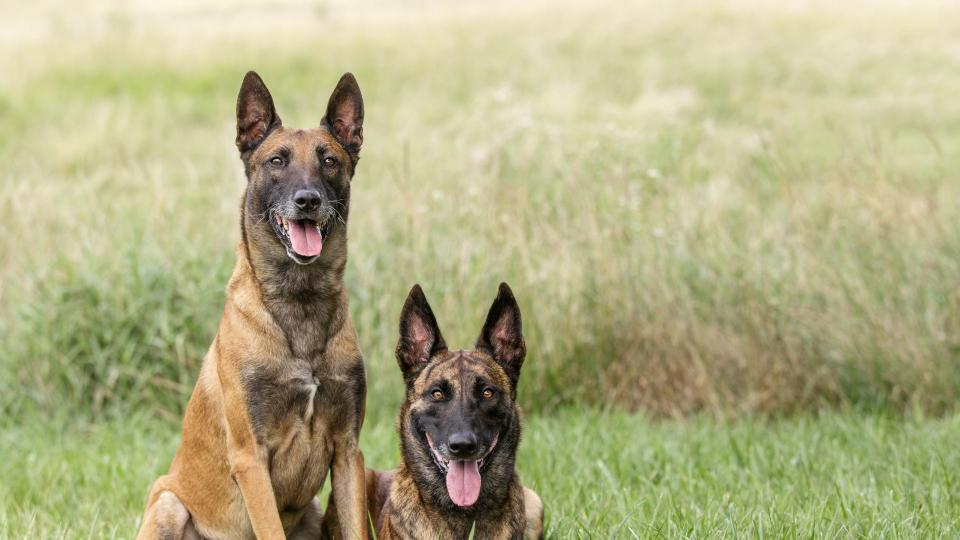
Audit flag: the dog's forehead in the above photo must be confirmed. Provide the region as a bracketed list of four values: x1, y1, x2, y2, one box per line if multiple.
[414, 350, 512, 393]
[251, 127, 346, 161]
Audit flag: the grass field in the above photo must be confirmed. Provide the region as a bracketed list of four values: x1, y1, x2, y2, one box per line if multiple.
[3, 411, 960, 537]
[2, 0, 960, 537]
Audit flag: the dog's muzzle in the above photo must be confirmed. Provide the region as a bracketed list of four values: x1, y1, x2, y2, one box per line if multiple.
[269, 207, 333, 265]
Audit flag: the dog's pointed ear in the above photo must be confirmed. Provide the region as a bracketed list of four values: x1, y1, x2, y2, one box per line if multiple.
[236, 71, 281, 155]
[476, 282, 526, 386]
[396, 284, 447, 385]
[322, 72, 364, 162]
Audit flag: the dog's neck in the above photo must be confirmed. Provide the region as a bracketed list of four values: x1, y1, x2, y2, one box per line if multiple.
[392, 463, 525, 539]
[240, 211, 350, 361]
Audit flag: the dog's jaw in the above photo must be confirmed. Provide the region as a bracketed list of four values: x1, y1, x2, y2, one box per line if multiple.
[423, 431, 500, 507]
[268, 208, 332, 265]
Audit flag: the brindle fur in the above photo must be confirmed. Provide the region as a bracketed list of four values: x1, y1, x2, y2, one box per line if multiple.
[137, 72, 368, 540]
[328, 284, 544, 539]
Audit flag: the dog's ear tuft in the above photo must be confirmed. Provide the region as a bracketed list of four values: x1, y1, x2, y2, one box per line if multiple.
[396, 284, 447, 385]
[236, 71, 281, 155]
[476, 282, 526, 386]
[322, 72, 364, 161]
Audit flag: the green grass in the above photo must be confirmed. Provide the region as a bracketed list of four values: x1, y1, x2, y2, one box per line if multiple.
[2, 0, 960, 419]
[2, 411, 960, 538]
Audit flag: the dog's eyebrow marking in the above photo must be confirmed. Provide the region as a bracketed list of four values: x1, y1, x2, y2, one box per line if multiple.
[420, 353, 459, 392]
[422, 355, 453, 386]
[422, 361, 438, 384]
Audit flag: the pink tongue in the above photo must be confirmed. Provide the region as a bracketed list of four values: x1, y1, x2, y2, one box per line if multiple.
[288, 220, 323, 257]
[446, 460, 481, 507]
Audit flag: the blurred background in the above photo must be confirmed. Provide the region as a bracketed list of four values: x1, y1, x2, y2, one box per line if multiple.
[2, 0, 959, 537]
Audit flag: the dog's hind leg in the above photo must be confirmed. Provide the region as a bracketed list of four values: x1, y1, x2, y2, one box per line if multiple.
[288, 498, 323, 540]
[137, 490, 201, 540]
[523, 487, 544, 540]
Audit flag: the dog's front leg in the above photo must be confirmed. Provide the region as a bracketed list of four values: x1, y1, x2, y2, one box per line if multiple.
[330, 442, 368, 540]
[229, 448, 285, 540]
[221, 366, 285, 540]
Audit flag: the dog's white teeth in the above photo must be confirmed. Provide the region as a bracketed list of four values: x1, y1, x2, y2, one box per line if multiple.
[282, 218, 289, 231]
[315, 224, 323, 236]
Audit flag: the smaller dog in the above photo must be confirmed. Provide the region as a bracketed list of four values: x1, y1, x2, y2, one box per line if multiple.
[326, 283, 544, 539]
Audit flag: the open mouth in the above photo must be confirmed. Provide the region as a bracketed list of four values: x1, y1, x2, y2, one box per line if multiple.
[270, 210, 331, 264]
[424, 432, 498, 508]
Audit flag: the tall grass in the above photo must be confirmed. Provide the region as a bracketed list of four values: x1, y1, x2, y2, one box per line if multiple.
[1, 0, 959, 420]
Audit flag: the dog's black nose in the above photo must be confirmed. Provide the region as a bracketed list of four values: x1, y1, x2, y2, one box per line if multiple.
[447, 432, 479, 458]
[293, 189, 322, 212]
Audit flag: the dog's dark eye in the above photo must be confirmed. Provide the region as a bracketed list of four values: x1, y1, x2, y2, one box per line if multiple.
[431, 390, 444, 401]
[323, 157, 337, 167]
[269, 156, 284, 167]
[482, 388, 494, 400]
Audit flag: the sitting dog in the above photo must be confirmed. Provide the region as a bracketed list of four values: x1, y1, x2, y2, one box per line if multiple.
[136, 71, 368, 539]
[327, 283, 544, 539]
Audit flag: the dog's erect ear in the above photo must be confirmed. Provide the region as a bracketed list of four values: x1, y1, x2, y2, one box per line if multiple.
[396, 284, 447, 385]
[236, 71, 281, 155]
[322, 73, 364, 161]
[476, 282, 526, 386]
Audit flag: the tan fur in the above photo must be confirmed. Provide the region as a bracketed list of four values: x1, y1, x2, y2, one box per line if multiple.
[137, 244, 368, 539]
[329, 351, 544, 539]
[373, 468, 529, 540]
[138, 71, 368, 540]
[522, 488, 543, 540]
[347, 284, 544, 539]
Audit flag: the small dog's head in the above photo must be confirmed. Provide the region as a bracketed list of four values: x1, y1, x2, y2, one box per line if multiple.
[395, 283, 526, 509]
[235, 71, 363, 265]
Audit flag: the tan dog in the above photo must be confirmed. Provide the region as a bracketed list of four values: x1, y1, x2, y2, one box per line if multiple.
[136, 71, 368, 539]
[327, 284, 544, 539]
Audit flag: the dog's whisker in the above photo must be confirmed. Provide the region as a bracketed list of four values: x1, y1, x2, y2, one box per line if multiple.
[333, 208, 347, 227]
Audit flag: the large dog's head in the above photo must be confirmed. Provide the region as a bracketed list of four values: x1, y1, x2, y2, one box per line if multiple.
[235, 71, 363, 266]
[395, 283, 527, 510]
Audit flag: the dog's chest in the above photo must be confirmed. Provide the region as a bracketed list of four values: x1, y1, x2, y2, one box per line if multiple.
[241, 357, 362, 508]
